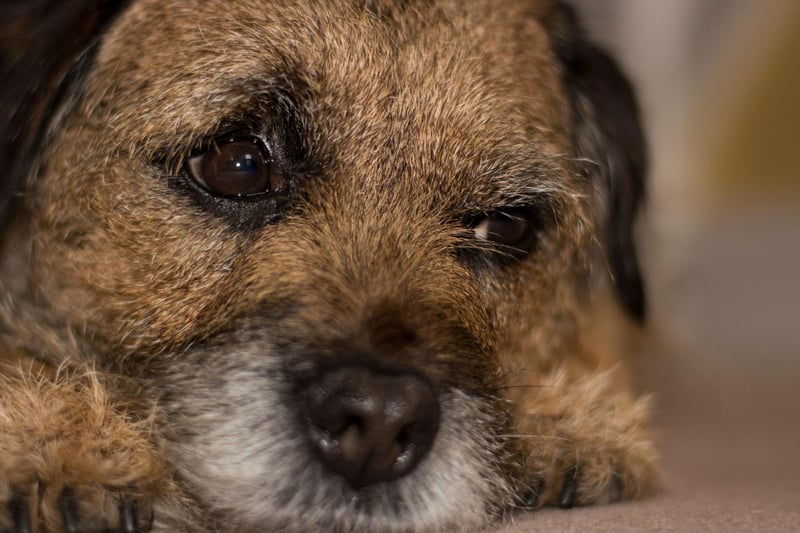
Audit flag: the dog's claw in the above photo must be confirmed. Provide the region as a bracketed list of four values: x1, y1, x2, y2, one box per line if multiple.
[9, 494, 31, 533]
[59, 487, 80, 533]
[124, 497, 154, 533]
[140, 504, 155, 532]
[523, 490, 539, 509]
[607, 473, 623, 504]
[120, 497, 154, 533]
[521, 478, 545, 509]
[121, 498, 137, 532]
[558, 471, 578, 509]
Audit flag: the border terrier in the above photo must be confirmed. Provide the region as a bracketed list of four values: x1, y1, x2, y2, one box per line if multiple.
[0, 0, 659, 531]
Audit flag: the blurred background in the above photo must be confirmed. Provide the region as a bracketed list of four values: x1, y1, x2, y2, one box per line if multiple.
[575, 0, 799, 361]
[572, 0, 800, 527]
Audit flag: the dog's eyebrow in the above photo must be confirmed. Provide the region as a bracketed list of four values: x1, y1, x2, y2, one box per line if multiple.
[142, 79, 313, 165]
[465, 153, 586, 212]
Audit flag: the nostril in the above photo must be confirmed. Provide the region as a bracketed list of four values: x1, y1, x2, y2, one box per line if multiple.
[396, 426, 411, 448]
[301, 365, 440, 488]
[310, 403, 363, 435]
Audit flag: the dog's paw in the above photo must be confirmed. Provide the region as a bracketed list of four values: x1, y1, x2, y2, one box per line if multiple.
[514, 367, 660, 510]
[0, 367, 167, 532]
[1, 482, 153, 533]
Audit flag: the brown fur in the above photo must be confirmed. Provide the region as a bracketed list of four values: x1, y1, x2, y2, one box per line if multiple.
[0, 1, 658, 531]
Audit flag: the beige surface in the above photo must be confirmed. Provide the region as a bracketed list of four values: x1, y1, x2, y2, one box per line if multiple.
[494, 371, 800, 532]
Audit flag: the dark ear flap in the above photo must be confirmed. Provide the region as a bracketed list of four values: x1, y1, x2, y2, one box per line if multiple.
[546, 4, 648, 320]
[0, 0, 128, 230]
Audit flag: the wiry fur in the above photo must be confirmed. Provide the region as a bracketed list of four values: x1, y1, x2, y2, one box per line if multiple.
[0, 0, 658, 531]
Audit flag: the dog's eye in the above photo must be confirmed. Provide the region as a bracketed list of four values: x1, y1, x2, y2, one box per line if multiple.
[185, 137, 284, 198]
[473, 210, 532, 245]
[468, 207, 540, 260]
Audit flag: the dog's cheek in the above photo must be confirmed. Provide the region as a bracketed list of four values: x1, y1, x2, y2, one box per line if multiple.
[27, 128, 248, 354]
[488, 212, 592, 367]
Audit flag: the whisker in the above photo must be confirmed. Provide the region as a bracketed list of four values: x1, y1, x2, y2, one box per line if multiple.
[497, 434, 576, 444]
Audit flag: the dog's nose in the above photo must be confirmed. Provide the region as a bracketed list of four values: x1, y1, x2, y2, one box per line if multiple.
[302, 365, 440, 488]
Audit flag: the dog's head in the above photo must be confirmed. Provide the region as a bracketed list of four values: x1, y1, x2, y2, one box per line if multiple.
[1, 0, 646, 530]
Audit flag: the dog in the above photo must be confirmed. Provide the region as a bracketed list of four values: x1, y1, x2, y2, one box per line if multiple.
[0, 0, 658, 531]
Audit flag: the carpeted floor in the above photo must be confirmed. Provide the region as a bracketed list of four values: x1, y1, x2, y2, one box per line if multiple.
[491, 209, 800, 532]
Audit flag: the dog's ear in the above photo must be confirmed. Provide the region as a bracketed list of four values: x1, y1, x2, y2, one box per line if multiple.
[546, 4, 648, 320]
[0, 0, 128, 229]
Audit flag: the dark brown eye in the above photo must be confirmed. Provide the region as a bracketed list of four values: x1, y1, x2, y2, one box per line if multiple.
[185, 137, 284, 198]
[467, 207, 542, 263]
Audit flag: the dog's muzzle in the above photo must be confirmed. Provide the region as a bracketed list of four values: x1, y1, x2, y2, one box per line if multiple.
[300, 364, 441, 488]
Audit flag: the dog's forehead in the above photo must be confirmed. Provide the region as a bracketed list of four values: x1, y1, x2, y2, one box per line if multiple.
[89, 0, 573, 207]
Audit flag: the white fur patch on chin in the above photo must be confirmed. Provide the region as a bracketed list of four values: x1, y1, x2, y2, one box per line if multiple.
[169, 377, 513, 532]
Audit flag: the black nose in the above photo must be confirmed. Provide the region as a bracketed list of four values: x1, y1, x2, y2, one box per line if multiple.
[302, 365, 440, 488]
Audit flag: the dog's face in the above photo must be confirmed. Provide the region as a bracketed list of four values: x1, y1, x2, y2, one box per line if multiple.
[0, 0, 647, 530]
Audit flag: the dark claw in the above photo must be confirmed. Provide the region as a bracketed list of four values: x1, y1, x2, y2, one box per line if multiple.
[558, 470, 578, 510]
[9, 494, 31, 533]
[120, 498, 138, 533]
[59, 487, 80, 533]
[139, 504, 154, 532]
[521, 478, 545, 509]
[121, 497, 153, 533]
[608, 473, 623, 503]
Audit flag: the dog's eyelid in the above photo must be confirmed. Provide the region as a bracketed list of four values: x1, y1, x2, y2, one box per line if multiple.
[155, 131, 262, 172]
